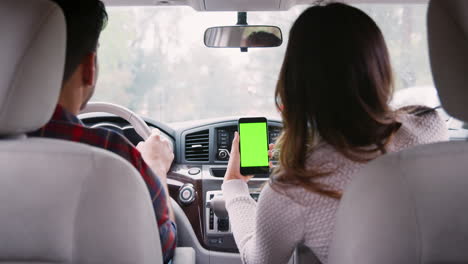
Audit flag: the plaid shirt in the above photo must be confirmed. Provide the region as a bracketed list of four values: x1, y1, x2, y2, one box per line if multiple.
[29, 105, 176, 263]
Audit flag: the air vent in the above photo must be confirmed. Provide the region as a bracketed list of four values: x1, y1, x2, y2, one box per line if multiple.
[185, 130, 209, 162]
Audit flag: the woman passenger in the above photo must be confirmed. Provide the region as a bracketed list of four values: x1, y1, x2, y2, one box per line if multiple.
[222, 3, 448, 264]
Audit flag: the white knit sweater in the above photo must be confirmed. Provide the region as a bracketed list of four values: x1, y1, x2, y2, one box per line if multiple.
[222, 111, 449, 264]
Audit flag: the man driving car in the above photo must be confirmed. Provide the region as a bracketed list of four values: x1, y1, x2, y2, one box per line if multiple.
[27, 0, 176, 263]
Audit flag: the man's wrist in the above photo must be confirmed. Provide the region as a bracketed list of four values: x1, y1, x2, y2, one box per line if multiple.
[147, 163, 167, 177]
[154, 169, 167, 180]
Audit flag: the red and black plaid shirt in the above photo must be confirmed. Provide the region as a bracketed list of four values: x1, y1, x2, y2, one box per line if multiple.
[29, 105, 176, 263]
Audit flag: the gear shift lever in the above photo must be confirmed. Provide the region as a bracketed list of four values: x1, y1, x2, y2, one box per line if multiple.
[206, 196, 229, 218]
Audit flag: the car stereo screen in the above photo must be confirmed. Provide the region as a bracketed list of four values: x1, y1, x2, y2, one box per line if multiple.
[239, 122, 269, 167]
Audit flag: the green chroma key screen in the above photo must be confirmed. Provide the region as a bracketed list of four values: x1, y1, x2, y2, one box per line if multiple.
[239, 122, 269, 167]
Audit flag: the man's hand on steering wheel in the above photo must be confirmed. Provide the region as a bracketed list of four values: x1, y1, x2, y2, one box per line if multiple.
[137, 129, 175, 183]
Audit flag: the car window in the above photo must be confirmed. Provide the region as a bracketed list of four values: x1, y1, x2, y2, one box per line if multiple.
[95, 4, 436, 123]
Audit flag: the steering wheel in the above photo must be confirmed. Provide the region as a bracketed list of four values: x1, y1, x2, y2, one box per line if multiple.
[80, 102, 152, 140]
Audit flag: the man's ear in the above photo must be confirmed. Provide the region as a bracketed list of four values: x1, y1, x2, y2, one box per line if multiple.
[81, 52, 97, 86]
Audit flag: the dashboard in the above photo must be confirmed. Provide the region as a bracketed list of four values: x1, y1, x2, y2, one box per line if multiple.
[79, 113, 282, 253]
[79, 110, 467, 255]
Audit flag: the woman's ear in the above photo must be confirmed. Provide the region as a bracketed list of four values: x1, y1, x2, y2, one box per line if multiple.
[81, 52, 97, 86]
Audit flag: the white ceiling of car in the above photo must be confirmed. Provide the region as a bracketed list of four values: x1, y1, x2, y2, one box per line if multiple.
[103, 0, 428, 11]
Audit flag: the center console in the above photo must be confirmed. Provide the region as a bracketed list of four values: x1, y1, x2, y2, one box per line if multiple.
[170, 120, 283, 253]
[202, 188, 262, 252]
[205, 190, 261, 234]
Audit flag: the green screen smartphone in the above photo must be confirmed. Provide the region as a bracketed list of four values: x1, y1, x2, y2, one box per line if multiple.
[238, 117, 270, 175]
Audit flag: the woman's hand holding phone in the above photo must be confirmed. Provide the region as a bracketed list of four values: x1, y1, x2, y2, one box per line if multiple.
[224, 132, 254, 182]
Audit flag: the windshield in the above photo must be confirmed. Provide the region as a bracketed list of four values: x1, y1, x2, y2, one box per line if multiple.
[95, 4, 434, 123]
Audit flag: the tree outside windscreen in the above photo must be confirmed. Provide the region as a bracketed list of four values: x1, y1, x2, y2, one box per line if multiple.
[94, 4, 433, 123]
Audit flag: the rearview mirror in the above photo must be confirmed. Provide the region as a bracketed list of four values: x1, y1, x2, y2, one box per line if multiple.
[204, 26, 283, 48]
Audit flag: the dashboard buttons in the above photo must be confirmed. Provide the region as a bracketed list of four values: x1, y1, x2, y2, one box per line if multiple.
[217, 149, 230, 160]
[269, 128, 281, 143]
[216, 129, 231, 156]
[188, 167, 201, 175]
[181, 189, 192, 200]
[208, 238, 223, 245]
[217, 130, 229, 144]
[178, 184, 196, 205]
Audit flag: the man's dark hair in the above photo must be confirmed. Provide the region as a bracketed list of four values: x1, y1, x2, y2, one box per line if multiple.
[246, 31, 282, 47]
[51, 0, 108, 82]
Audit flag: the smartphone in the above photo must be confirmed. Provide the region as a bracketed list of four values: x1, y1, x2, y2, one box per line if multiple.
[238, 117, 270, 175]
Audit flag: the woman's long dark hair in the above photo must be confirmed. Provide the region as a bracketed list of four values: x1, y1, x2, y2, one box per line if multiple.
[273, 2, 401, 199]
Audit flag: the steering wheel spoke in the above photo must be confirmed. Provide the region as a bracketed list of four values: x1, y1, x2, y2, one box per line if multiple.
[80, 102, 152, 140]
